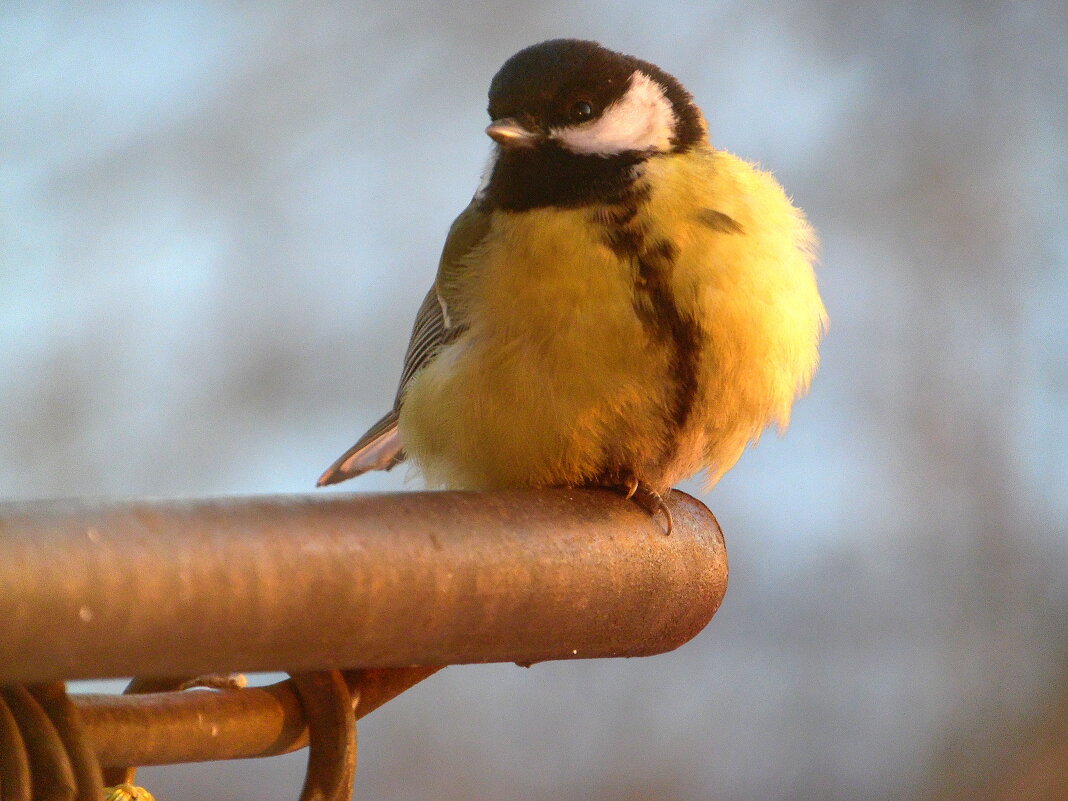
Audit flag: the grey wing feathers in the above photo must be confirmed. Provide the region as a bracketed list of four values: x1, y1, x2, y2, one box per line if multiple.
[317, 199, 490, 488]
[316, 291, 447, 487]
[316, 409, 403, 486]
[397, 287, 454, 401]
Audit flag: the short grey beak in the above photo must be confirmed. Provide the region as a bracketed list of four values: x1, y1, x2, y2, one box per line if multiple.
[486, 118, 539, 148]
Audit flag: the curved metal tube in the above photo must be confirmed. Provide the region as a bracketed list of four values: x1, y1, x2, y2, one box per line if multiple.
[0, 489, 727, 683]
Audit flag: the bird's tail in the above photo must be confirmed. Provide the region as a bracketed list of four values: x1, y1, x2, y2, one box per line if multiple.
[317, 410, 405, 486]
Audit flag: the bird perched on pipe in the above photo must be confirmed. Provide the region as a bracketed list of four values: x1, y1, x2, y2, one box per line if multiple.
[319, 39, 827, 531]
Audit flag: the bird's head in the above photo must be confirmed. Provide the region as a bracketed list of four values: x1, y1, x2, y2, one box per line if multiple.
[480, 39, 706, 209]
[486, 39, 706, 158]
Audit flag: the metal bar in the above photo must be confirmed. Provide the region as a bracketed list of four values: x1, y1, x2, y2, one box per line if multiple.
[73, 666, 439, 768]
[0, 685, 77, 800]
[290, 672, 357, 801]
[27, 683, 104, 801]
[76, 680, 303, 768]
[0, 489, 727, 683]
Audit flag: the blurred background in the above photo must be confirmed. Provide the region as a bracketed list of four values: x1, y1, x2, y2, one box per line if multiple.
[2, 1, 1066, 799]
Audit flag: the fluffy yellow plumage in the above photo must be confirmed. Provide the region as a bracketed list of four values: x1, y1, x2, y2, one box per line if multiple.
[400, 148, 825, 491]
[319, 39, 826, 520]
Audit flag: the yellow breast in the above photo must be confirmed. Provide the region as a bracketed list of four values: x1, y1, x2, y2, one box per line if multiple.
[399, 148, 826, 491]
[640, 149, 827, 483]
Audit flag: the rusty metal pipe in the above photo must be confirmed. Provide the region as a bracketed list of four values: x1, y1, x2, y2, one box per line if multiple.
[0, 489, 726, 684]
[72, 667, 441, 768]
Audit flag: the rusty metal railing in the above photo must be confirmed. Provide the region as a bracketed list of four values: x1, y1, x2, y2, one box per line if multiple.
[0, 488, 728, 800]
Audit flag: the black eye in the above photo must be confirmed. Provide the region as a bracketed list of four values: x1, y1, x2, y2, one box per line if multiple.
[570, 100, 594, 122]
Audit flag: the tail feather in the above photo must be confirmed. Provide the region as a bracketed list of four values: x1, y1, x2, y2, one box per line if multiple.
[317, 411, 405, 487]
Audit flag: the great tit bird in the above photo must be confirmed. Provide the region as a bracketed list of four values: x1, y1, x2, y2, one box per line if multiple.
[319, 39, 827, 529]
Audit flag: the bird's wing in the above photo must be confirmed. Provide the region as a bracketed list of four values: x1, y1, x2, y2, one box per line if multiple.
[317, 200, 491, 487]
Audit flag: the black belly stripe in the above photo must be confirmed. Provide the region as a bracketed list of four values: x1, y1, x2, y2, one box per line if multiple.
[635, 239, 702, 434]
[599, 186, 703, 462]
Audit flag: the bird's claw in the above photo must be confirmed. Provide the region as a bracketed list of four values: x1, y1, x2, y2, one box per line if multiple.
[628, 483, 674, 535]
[600, 474, 674, 535]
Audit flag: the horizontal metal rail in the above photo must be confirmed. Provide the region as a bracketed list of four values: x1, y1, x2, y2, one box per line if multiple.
[0, 488, 726, 797]
[0, 489, 727, 684]
[76, 667, 440, 767]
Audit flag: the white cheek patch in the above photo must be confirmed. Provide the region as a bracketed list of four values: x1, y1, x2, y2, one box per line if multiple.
[552, 71, 675, 156]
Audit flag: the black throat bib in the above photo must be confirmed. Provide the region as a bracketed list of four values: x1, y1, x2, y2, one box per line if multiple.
[485, 145, 648, 211]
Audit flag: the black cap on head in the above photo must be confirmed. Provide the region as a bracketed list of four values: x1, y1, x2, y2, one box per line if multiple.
[487, 39, 704, 152]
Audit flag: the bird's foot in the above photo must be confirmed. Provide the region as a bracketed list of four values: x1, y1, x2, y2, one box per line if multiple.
[601, 474, 673, 535]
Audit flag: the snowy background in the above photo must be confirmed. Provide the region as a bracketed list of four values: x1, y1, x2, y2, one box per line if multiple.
[2, 2, 1066, 799]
